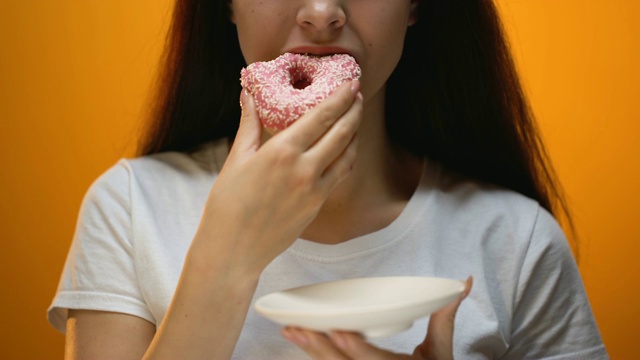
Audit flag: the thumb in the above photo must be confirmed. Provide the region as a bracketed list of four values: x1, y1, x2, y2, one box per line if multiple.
[229, 89, 263, 159]
[414, 276, 473, 360]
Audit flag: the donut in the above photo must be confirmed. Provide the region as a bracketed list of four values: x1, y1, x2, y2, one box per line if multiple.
[240, 52, 361, 132]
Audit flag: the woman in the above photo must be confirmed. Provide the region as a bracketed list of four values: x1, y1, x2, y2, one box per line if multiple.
[48, 0, 607, 358]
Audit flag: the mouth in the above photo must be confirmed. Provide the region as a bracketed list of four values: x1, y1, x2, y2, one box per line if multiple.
[286, 46, 353, 58]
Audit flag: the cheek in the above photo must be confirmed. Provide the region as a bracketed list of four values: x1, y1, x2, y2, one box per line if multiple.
[233, 11, 290, 64]
[232, 1, 274, 61]
[359, 22, 409, 99]
[235, 19, 275, 64]
[370, 25, 409, 72]
[235, 24, 254, 60]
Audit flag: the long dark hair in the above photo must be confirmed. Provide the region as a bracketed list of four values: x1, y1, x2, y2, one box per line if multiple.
[140, 1, 243, 154]
[139, 0, 576, 251]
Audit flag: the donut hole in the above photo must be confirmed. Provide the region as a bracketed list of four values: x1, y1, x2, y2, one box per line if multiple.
[293, 77, 312, 90]
[290, 66, 312, 90]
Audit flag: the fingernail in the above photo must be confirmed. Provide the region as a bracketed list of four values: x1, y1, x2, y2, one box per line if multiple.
[240, 89, 250, 109]
[331, 332, 347, 349]
[350, 80, 360, 95]
[285, 328, 308, 346]
[460, 276, 473, 299]
[283, 328, 307, 345]
[282, 328, 294, 341]
[295, 331, 309, 345]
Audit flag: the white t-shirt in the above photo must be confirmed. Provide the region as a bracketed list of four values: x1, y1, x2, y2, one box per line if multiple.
[48, 140, 608, 359]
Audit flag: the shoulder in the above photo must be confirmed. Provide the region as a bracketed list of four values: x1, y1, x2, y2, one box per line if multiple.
[425, 164, 571, 265]
[89, 140, 228, 194]
[432, 166, 543, 233]
[126, 139, 228, 180]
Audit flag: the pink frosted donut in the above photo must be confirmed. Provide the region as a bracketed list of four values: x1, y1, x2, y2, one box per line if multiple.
[240, 53, 361, 132]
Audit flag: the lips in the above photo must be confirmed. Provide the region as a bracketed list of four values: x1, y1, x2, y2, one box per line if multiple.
[286, 46, 354, 58]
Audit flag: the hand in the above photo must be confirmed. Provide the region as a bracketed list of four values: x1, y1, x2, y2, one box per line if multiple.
[282, 277, 473, 360]
[195, 80, 363, 275]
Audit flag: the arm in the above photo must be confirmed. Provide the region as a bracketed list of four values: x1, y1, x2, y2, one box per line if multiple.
[65, 80, 363, 359]
[63, 259, 258, 360]
[65, 310, 155, 360]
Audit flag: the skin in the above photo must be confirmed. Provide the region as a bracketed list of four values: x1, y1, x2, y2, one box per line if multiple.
[65, 1, 473, 359]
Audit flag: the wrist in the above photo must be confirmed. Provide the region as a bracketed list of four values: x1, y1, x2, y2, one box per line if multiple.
[186, 231, 264, 291]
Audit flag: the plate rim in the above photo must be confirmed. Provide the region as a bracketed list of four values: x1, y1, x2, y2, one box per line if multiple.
[254, 276, 465, 317]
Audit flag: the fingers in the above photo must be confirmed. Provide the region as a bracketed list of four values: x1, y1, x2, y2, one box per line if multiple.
[282, 80, 361, 151]
[283, 328, 407, 360]
[300, 82, 362, 188]
[414, 276, 473, 360]
[311, 91, 362, 181]
[228, 90, 263, 161]
[282, 328, 349, 360]
[319, 131, 358, 189]
[328, 331, 407, 360]
[263, 80, 362, 190]
[234, 81, 361, 178]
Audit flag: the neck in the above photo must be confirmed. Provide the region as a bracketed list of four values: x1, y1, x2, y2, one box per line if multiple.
[301, 89, 423, 244]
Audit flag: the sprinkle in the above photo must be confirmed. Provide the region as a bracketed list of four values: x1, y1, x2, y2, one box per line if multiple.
[240, 53, 361, 131]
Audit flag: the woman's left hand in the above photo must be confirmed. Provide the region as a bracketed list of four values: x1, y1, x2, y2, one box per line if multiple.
[282, 277, 472, 360]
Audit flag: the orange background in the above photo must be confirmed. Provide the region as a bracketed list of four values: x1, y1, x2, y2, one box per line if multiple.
[0, 1, 638, 358]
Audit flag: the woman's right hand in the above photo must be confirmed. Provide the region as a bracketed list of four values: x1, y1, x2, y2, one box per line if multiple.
[194, 80, 363, 275]
[142, 80, 363, 360]
[69, 82, 363, 360]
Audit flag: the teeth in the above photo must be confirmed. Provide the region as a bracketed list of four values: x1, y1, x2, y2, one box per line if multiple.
[307, 53, 338, 58]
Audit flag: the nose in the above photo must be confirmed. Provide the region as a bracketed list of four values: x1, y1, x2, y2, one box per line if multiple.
[297, 0, 346, 31]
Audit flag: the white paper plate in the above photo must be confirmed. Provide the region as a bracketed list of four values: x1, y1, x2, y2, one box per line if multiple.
[254, 276, 464, 338]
